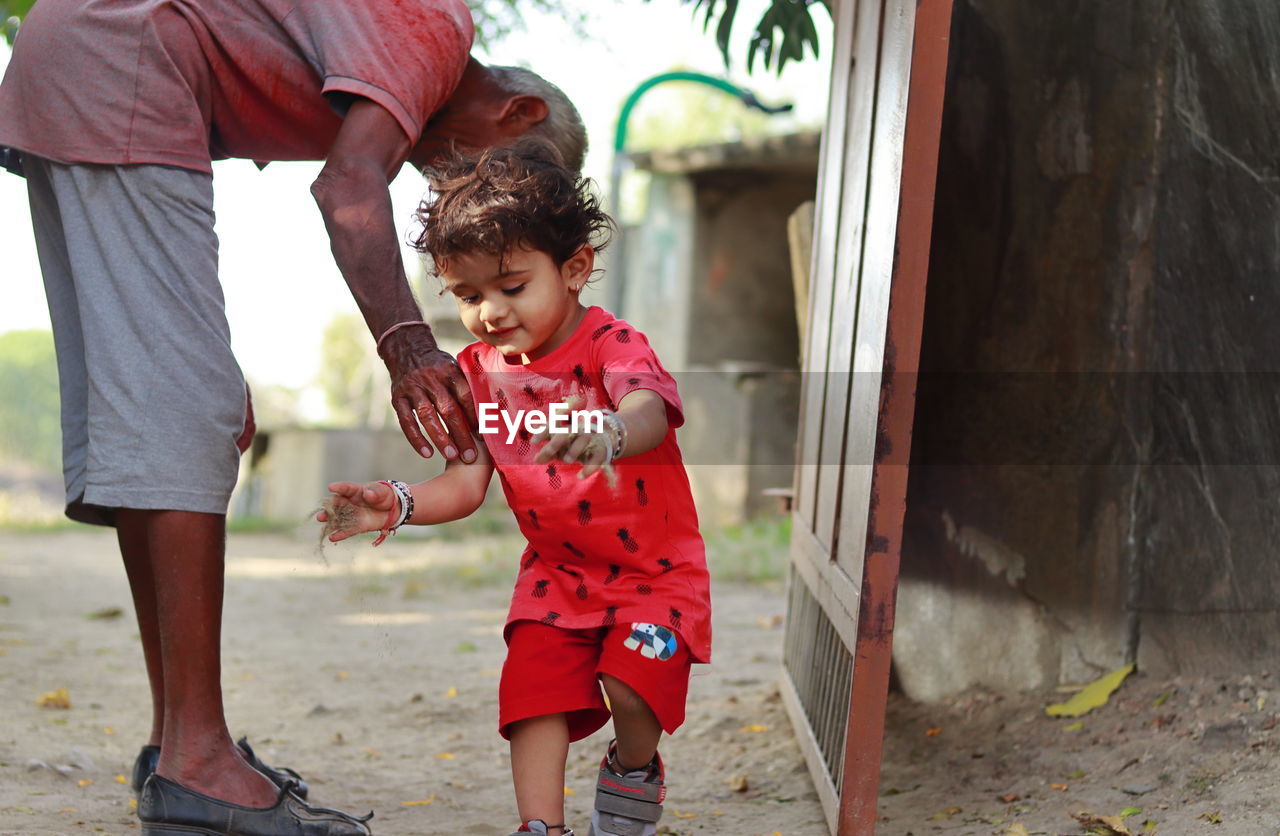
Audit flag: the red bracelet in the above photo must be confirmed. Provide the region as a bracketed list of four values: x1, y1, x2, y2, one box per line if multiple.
[370, 480, 401, 547]
[375, 320, 431, 354]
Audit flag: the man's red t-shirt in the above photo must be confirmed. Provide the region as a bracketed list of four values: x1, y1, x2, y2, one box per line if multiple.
[461, 307, 713, 664]
[0, 0, 473, 173]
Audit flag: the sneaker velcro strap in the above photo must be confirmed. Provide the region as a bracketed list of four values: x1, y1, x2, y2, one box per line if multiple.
[595, 771, 664, 823]
[596, 770, 664, 805]
[596, 792, 663, 823]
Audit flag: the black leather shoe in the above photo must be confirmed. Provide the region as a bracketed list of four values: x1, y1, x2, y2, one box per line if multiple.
[132, 745, 161, 795]
[131, 740, 310, 800]
[236, 737, 310, 800]
[138, 774, 372, 836]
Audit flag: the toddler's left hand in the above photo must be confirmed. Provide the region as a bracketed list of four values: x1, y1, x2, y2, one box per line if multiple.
[316, 481, 398, 541]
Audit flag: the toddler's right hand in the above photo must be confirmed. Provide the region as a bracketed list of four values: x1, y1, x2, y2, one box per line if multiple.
[316, 481, 398, 542]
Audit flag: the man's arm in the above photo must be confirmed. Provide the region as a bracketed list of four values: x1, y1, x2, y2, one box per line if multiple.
[310, 98, 477, 462]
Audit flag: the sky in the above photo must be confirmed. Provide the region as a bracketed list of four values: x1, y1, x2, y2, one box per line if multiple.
[0, 0, 832, 400]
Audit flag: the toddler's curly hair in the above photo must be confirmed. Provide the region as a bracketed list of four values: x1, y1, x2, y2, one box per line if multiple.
[413, 139, 613, 271]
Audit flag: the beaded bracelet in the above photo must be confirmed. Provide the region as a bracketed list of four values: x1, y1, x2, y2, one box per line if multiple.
[371, 479, 414, 546]
[599, 410, 628, 464]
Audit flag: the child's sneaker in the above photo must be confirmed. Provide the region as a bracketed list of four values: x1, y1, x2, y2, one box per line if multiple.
[587, 742, 665, 836]
[509, 821, 574, 836]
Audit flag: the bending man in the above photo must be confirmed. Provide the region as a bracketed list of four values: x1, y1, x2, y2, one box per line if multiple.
[0, 1, 583, 833]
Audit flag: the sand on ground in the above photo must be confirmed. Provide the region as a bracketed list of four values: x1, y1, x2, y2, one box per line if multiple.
[0, 529, 824, 836]
[2, 529, 1277, 835]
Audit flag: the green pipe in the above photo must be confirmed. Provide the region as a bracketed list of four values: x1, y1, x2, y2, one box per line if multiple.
[606, 72, 792, 315]
[613, 71, 761, 154]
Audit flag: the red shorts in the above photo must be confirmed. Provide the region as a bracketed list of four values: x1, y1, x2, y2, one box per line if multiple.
[499, 620, 693, 742]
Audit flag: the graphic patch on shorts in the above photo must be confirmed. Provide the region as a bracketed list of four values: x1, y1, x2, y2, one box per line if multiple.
[623, 622, 678, 661]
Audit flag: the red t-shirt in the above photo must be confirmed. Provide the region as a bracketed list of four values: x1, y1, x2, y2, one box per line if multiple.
[0, 0, 473, 173]
[461, 307, 713, 664]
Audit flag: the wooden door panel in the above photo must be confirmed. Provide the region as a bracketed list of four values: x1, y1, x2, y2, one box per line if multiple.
[783, 0, 955, 832]
[835, 0, 915, 578]
[795, 0, 859, 529]
[793, 0, 855, 527]
[813, 0, 889, 555]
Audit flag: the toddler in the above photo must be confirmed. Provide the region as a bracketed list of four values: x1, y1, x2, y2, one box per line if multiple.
[318, 140, 711, 836]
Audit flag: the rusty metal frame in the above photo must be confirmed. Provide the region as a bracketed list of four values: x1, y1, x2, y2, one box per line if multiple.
[781, 0, 953, 833]
[838, 0, 953, 829]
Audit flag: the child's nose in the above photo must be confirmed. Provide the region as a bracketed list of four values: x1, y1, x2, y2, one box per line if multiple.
[480, 297, 510, 324]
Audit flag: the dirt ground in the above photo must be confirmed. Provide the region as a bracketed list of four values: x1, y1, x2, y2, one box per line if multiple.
[1, 528, 1278, 836]
[879, 675, 1280, 836]
[0, 527, 825, 836]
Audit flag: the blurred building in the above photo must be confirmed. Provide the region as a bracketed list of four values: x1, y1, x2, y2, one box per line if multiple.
[615, 131, 820, 527]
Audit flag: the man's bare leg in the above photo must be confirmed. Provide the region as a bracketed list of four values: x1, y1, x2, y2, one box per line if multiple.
[118, 520, 164, 748]
[116, 508, 276, 807]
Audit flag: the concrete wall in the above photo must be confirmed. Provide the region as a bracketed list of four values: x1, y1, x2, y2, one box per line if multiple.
[677, 368, 800, 529]
[620, 174, 697, 369]
[685, 170, 812, 368]
[1138, 0, 1280, 675]
[895, 0, 1280, 700]
[619, 161, 815, 526]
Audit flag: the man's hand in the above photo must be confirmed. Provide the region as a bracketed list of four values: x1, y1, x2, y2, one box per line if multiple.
[311, 97, 480, 461]
[381, 332, 478, 462]
[235, 384, 256, 455]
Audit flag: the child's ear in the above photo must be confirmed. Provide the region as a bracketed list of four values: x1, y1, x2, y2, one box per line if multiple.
[563, 245, 595, 292]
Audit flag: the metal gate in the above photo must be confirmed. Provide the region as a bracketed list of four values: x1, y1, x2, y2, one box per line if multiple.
[781, 0, 954, 832]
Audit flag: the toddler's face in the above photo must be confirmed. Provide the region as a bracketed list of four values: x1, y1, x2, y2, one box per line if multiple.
[441, 244, 593, 361]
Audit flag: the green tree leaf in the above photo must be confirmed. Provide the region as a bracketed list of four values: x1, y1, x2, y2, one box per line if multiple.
[747, 0, 827, 73]
[650, 0, 830, 75]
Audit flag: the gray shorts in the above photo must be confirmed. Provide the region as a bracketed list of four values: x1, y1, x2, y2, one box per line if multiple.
[24, 157, 245, 526]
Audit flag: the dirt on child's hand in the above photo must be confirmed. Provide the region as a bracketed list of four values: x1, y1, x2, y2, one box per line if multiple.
[316, 496, 360, 544]
[315, 481, 396, 542]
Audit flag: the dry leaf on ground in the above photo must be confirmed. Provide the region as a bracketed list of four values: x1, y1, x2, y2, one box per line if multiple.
[1046, 665, 1135, 718]
[1071, 810, 1133, 835]
[37, 687, 71, 709]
